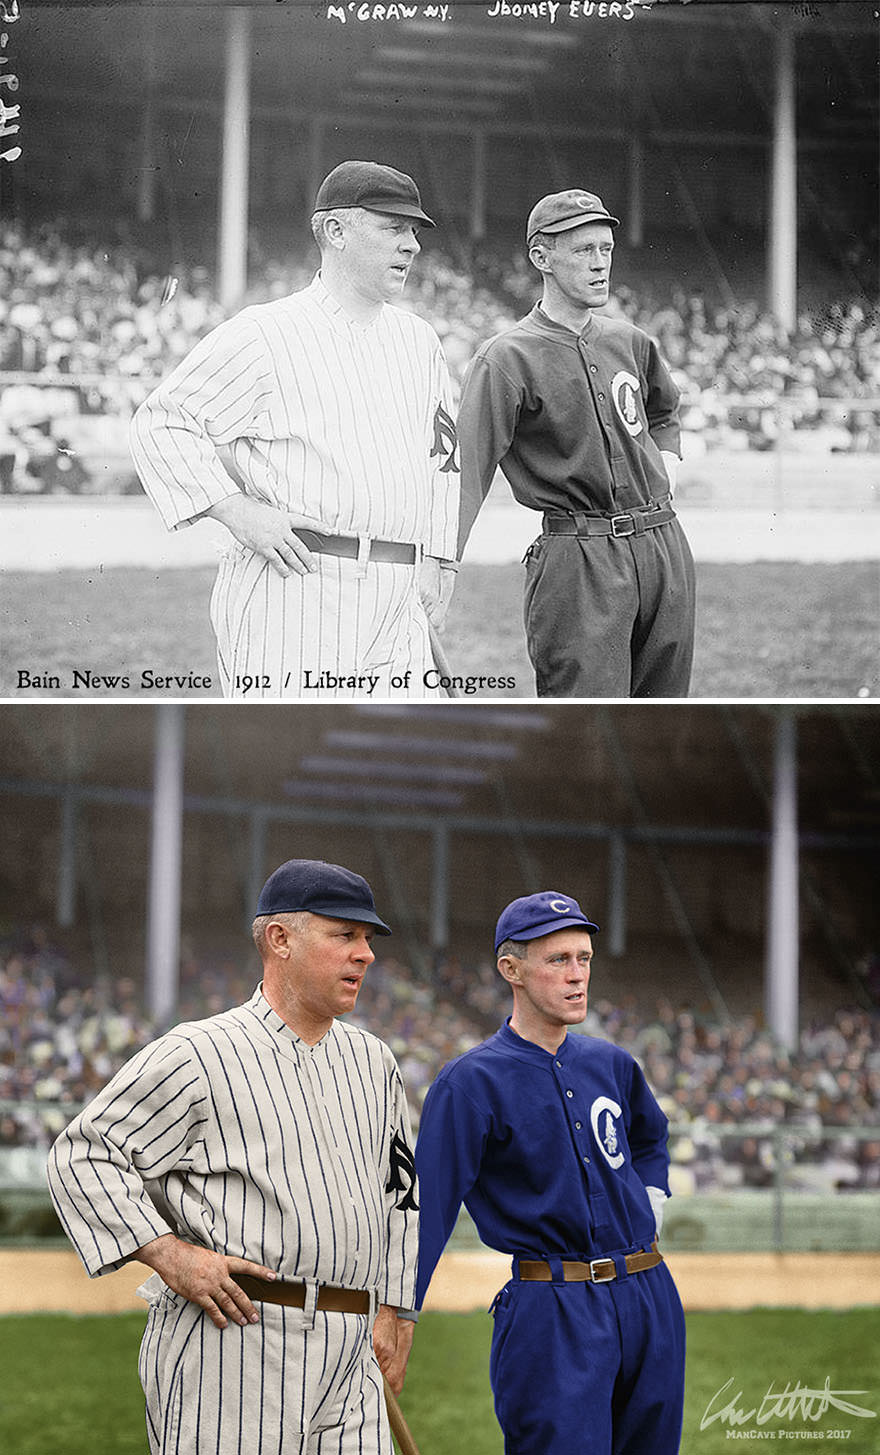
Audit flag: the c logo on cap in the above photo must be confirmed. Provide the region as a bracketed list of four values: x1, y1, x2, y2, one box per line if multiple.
[573, 193, 595, 210]
[549, 899, 571, 914]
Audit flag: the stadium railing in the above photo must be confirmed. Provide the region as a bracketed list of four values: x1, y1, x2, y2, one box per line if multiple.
[1, 1116, 877, 1254]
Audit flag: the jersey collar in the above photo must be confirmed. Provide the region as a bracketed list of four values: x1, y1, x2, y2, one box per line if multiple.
[527, 303, 596, 346]
[308, 271, 386, 337]
[496, 1016, 573, 1064]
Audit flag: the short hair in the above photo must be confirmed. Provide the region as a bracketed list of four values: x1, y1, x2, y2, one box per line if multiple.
[529, 231, 558, 254]
[497, 938, 530, 962]
[310, 206, 367, 253]
[252, 909, 309, 956]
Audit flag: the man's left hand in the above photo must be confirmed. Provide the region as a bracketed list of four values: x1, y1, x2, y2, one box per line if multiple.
[372, 1304, 415, 1395]
[419, 556, 456, 630]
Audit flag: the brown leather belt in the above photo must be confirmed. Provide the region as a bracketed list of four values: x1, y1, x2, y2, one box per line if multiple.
[236, 1274, 371, 1315]
[293, 529, 417, 566]
[543, 500, 674, 539]
[517, 1242, 663, 1285]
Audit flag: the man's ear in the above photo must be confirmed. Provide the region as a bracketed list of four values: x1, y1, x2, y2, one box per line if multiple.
[497, 954, 523, 986]
[264, 919, 292, 958]
[528, 242, 552, 276]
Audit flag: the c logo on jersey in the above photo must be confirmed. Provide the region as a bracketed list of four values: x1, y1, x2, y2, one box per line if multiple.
[430, 401, 459, 474]
[590, 1095, 625, 1169]
[611, 371, 644, 438]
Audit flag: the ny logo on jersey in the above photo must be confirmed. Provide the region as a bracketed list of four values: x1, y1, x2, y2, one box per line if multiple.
[386, 1130, 419, 1211]
[430, 401, 459, 474]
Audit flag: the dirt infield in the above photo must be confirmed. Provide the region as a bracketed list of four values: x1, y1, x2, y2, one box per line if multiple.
[2, 1249, 878, 1316]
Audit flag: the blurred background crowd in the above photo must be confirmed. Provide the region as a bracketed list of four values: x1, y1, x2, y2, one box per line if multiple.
[2, 928, 878, 1198]
[2, 219, 879, 497]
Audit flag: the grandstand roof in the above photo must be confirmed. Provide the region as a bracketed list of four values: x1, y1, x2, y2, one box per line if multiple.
[0, 701, 876, 829]
[24, 3, 877, 144]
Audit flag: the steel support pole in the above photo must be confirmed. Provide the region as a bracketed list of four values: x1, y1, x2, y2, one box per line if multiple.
[769, 18, 797, 330]
[765, 710, 799, 1051]
[146, 705, 186, 1030]
[57, 789, 78, 928]
[247, 810, 267, 935]
[218, 7, 251, 313]
[430, 824, 450, 962]
[607, 831, 627, 958]
[627, 134, 644, 250]
[471, 129, 487, 244]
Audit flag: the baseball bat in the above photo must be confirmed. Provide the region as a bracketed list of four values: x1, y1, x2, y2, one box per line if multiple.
[427, 621, 461, 700]
[383, 1376, 423, 1455]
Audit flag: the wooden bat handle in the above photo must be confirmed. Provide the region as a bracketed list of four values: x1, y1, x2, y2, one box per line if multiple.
[383, 1376, 422, 1455]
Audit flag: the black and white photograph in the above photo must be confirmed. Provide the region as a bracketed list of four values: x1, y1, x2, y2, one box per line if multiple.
[0, 0, 877, 700]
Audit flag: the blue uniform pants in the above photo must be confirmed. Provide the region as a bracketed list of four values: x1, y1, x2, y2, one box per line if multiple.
[489, 1259, 685, 1455]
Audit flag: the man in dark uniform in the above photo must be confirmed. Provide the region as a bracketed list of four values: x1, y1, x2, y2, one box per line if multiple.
[457, 190, 696, 697]
[414, 890, 686, 1455]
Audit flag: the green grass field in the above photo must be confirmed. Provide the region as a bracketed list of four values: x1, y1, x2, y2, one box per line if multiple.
[1, 1309, 878, 1454]
[1, 560, 877, 698]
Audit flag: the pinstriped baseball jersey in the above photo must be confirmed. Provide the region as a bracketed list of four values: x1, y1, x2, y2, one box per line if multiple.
[47, 987, 418, 1453]
[129, 275, 458, 700]
[47, 987, 417, 1300]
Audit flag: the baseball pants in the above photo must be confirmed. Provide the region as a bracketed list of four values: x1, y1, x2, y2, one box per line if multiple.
[139, 1283, 393, 1455]
[522, 517, 696, 697]
[210, 543, 434, 699]
[489, 1260, 686, 1455]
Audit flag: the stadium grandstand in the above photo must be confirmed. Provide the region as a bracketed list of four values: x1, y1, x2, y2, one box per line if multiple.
[1, 702, 878, 1253]
[0, 1, 877, 502]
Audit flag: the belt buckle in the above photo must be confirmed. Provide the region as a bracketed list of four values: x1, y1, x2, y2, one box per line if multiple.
[589, 1258, 616, 1283]
[610, 513, 635, 538]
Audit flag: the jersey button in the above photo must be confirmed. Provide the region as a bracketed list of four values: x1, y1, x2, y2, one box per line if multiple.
[590, 365, 598, 373]
[556, 1060, 563, 1068]
[566, 1090, 573, 1098]
[584, 1156, 591, 1165]
[575, 1121, 583, 1130]
[598, 392, 606, 401]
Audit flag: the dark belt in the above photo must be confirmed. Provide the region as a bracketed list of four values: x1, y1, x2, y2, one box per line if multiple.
[236, 1274, 371, 1315]
[517, 1242, 663, 1285]
[293, 529, 417, 566]
[542, 500, 674, 539]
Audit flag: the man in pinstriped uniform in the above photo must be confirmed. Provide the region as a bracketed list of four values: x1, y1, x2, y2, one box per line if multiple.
[47, 860, 420, 1454]
[130, 161, 460, 700]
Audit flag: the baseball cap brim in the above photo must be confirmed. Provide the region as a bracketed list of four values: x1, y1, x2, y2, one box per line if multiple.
[529, 212, 619, 243]
[299, 900, 391, 934]
[360, 198, 435, 228]
[496, 914, 599, 952]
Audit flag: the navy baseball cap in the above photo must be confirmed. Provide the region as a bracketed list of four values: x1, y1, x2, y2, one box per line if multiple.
[256, 859, 391, 935]
[526, 189, 619, 245]
[314, 161, 435, 228]
[495, 891, 599, 953]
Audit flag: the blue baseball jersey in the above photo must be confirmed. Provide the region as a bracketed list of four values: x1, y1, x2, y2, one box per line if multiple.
[415, 1019, 670, 1305]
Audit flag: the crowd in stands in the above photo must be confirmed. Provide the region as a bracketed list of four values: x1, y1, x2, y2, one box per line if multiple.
[1, 218, 879, 495]
[2, 929, 879, 1204]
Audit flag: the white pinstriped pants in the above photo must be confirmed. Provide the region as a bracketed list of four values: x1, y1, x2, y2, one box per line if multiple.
[138, 1283, 394, 1454]
[210, 543, 434, 700]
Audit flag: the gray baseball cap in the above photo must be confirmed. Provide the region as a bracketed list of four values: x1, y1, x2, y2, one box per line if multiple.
[527, 189, 620, 245]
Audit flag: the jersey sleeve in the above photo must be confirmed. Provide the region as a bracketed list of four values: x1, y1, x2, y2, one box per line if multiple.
[46, 1034, 210, 1277]
[624, 1055, 672, 1197]
[413, 1070, 490, 1307]
[425, 338, 460, 559]
[129, 312, 275, 531]
[455, 351, 522, 558]
[641, 335, 682, 459]
[380, 1055, 420, 1309]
